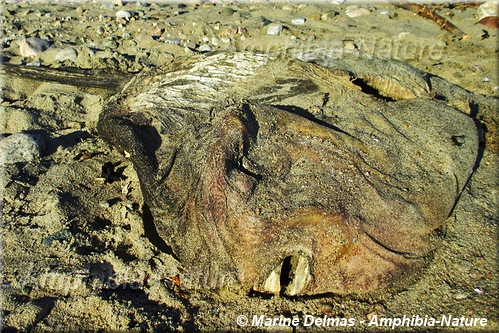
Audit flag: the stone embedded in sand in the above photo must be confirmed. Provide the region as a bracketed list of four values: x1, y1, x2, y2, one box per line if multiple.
[98, 52, 481, 296]
[55, 47, 78, 62]
[115, 10, 132, 23]
[19, 37, 51, 58]
[0, 132, 46, 165]
[267, 24, 283, 35]
[291, 17, 306, 25]
[345, 6, 371, 18]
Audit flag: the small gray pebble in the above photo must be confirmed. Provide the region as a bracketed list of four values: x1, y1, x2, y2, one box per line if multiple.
[105, 41, 118, 49]
[321, 11, 339, 21]
[26, 60, 41, 67]
[185, 42, 197, 49]
[199, 44, 212, 52]
[291, 17, 306, 25]
[165, 38, 180, 45]
[116, 10, 133, 20]
[219, 7, 235, 17]
[0, 132, 46, 165]
[100, 3, 115, 11]
[55, 47, 77, 62]
[267, 24, 283, 36]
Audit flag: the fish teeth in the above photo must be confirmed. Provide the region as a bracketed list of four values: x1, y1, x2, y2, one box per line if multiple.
[257, 255, 312, 296]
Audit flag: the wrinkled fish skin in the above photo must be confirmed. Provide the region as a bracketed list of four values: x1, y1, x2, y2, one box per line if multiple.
[98, 52, 480, 296]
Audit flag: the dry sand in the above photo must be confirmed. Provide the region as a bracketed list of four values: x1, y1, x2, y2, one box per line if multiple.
[0, 1, 498, 332]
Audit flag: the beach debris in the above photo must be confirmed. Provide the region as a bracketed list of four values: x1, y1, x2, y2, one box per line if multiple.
[395, 3, 466, 38]
[345, 6, 371, 18]
[98, 52, 481, 296]
[19, 37, 51, 57]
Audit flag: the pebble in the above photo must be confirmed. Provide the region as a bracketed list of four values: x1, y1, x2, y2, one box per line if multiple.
[185, 42, 197, 49]
[26, 60, 41, 67]
[321, 11, 338, 21]
[42, 229, 72, 247]
[477, 1, 498, 21]
[219, 7, 235, 17]
[55, 47, 78, 62]
[221, 37, 231, 44]
[267, 23, 283, 36]
[211, 37, 219, 45]
[0, 132, 46, 165]
[198, 44, 212, 52]
[201, 36, 210, 43]
[165, 38, 180, 45]
[19, 37, 51, 57]
[308, 13, 321, 21]
[105, 41, 118, 49]
[101, 3, 115, 11]
[116, 10, 132, 21]
[291, 17, 306, 25]
[345, 6, 371, 18]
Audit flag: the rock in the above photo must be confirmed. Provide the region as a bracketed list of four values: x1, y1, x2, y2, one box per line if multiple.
[345, 6, 371, 18]
[321, 11, 338, 21]
[308, 13, 321, 21]
[198, 44, 212, 52]
[477, 1, 498, 21]
[267, 23, 283, 36]
[291, 17, 306, 25]
[101, 3, 115, 11]
[185, 42, 197, 49]
[26, 60, 41, 67]
[0, 132, 46, 165]
[19, 37, 51, 58]
[55, 47, 77, 62]
[219, 7, 235, 17]
[115, 10, 132, 21]
[211, 37, 219, 46]
[165, 38, 180, 45]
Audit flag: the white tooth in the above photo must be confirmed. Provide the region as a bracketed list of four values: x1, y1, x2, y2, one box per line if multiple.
[286, 256, 311, 296]
[262, 264, 282, 294]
